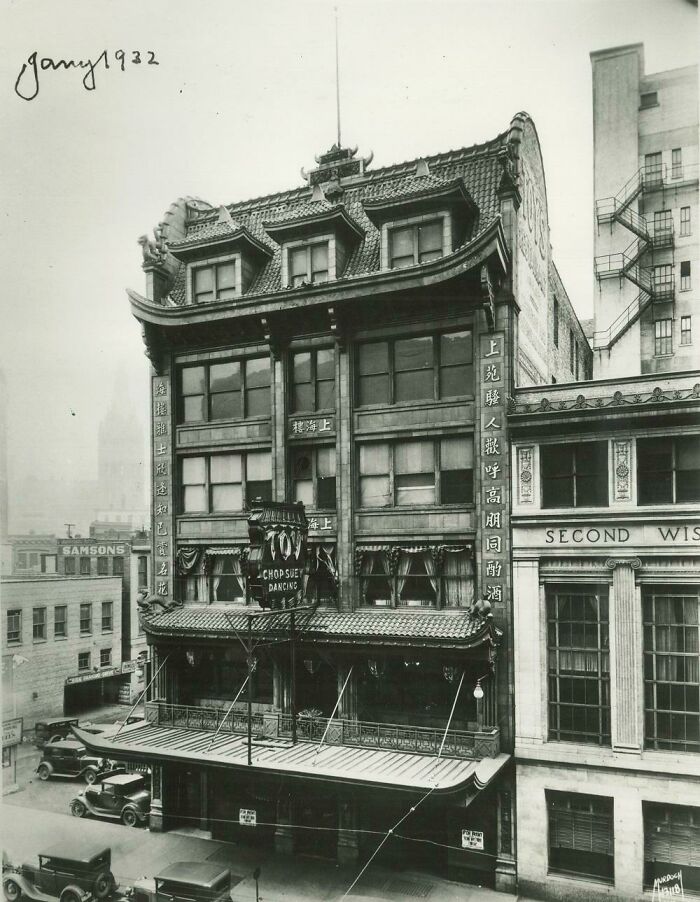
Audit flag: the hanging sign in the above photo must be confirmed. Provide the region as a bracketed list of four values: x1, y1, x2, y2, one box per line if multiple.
[239, 808, 257, 827]
[247, 501, 308, 609]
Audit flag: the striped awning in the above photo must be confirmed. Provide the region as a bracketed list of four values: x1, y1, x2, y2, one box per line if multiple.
[204, 547, 243, 556]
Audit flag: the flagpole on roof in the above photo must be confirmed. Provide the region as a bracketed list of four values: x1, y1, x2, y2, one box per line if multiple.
[335, 6, 341, 147]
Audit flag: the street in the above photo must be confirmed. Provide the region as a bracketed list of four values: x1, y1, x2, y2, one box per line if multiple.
[2, 751, 525, 902]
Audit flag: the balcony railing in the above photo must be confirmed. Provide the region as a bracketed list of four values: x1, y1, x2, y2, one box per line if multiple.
[145, 701, 499, 759]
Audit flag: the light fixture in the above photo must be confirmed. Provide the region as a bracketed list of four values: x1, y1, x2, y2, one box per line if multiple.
[403, 659, 421, 671]
[304, 658, 320, 675]
[368, 659, 385, 678]
[473, 680, 484, 700]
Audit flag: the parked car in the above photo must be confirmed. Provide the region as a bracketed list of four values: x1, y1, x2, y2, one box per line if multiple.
[2, 841, 116, 902]
[130, 862, 232, 902]
[36, 740, 109, 784]
[34, 718, 80, 749]
[70, 773, 150, 827]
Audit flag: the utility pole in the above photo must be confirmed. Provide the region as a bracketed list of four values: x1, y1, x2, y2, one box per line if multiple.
[290, 609, 297, 745]
[247, 615, 253, 767]
[64, 523, 75, 538]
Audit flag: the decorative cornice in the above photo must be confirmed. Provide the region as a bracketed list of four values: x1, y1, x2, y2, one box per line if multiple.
[509, 382, 700, 417]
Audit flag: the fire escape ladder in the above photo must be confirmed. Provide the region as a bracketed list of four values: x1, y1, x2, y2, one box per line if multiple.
[592, 290, 653, 351]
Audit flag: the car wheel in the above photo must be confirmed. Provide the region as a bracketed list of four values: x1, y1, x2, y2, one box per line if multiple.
[84, 768, 98, 785]
[121, 808, 138, 828]
[37, 764, 51, 781]
[3, 878, 22, 902]
[92, 871, 115, 900]
[70, 800, 87, 818]
[49, 734, 63, 743]
[61, 890, 81, 902]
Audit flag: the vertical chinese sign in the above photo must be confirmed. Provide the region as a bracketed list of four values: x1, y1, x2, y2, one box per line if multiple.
[152, 372, 173, 601]
[479, 333, 508, 617]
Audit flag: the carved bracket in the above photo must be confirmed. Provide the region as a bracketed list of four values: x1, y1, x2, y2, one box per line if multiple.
[141, 322, 167, 376]
[261, 315, 287, 361]
[613, 440, 632, 502]
[605, 557, 642, 571]
[328, 305, 348, 349]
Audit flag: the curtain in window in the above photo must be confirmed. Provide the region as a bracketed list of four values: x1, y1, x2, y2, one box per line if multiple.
[422, 551, 439, 599]
[211, 556, 226, 602]
[359, 550, 390, 603]
[442, 548, 474, 608]
[396, 551, 413, 600]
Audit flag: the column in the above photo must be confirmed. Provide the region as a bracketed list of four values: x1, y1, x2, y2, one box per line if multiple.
[335, 337, 354, 611]
[149, 764, 164, 832]
[271, 350, 287, 502]
[337, 661, 357, 720]
[512, 559, 545, 744]
[607, 557, 643, 752]
[337, 798, 359, 865]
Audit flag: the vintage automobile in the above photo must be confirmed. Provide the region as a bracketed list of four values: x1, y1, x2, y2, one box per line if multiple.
[36, 740, 108, 784]
[70, 773, 150, 827]
[34, 720, 104, 749]
[2, 841, 116, 902]
[130, 863, 232, 902]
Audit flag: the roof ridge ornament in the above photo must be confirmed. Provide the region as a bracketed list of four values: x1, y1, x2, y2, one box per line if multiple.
[416, 159, 430, 177]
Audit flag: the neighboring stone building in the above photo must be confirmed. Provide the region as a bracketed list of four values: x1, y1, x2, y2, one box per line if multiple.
[6, 534, 58, 578]
[591, 43, 699, 378]
[79, 113, 588, 890]
[510, 42, 700, 901]
[128, 532, 151, 699]
[1, 576, 124, 726]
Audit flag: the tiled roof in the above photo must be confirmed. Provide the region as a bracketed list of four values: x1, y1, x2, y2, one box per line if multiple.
[363, 174, 466, 206]
[167, 133, 506, 305]
[142, 604, 498, 647]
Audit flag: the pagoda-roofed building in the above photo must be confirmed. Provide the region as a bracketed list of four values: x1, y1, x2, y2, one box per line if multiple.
[79, 113, 589, 891]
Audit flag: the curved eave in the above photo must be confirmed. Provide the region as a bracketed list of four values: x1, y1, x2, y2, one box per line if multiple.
[72, 726, 509, 797]
[128, 218, 509, 328]
[169, 227, 273, 262]
[263, 206, 365, 242]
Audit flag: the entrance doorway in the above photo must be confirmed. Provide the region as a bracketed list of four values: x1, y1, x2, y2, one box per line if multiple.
[295, 795, 337, 859]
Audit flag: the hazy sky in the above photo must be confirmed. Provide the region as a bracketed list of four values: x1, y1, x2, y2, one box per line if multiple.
[1, 0, 697, 531]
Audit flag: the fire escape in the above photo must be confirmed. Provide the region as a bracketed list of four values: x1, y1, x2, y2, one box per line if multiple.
[593, 163, 675, 350]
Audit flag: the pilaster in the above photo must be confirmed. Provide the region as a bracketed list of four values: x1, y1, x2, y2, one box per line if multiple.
[335, 335, 354, 611]
[275, 794, 294, 855]
[149, 764, 164, 832]
[607, 557, 643, 752]
[337, 798, 359, 865]
[513, 559, 545, 743]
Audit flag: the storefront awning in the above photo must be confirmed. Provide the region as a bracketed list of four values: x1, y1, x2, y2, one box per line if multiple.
[73, 724, 509, 795]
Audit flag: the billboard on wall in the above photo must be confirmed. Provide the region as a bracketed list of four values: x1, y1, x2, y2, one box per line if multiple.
[247, 501, 308, 609]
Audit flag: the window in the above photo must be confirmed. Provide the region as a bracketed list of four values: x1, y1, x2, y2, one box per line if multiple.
[358, 546, 474, 609]
[640, 91, 658, 109]
[97, 556, 108, 576]
[672, 147, 682, 179]
[569, 329, 574, 373]
[80, 603, 92, 634]
[547, 791, 614, 883]
[112, 556, 124, 577]
[644, 803, 700, 893]
[680, 206, 691, 237]
[192, 260, 237, 303]
[78, 652, 91, 672]
[64, 557, 76, 575]
[41, 555, 57, 574]
[7, 610, 21, 644]
[32, 607, 46, 641]
[16, 552, 27, 568]
[574, 343, 580, 380]
[681, 260, 691, 291]
[359, 437, 473, 508]
[138, 555, 148, 589]
[101, 601, 113, 632]
[179, 357, 271, 423]
[653, 264, 674, 298]
[681, 316, 692, 346]
[29, 553, 38, 567]
[79, 556, 91, 576]
[645, 151, 663, 185]
[100, 648, 112, 668]
[288, 242, 329, 286]
[637, 436, 700, 504]
[653, 209, 672, 243]
[547, 586, 610, 744]
[541, 442, 608, 508]
[389, 220, 443, 269]
[654, 318, 673, 356]
[180, 451, 272, 513]
[54, 606, 67, 638]
[644, 586, 699, 752]
[553, 298, 559, 347]
[292, 446, 336, 509]
[306, 545, 338, 606]
[357, 330, 473, 406]
[292, 348, 334, 412]
[2, 748, 10, 768]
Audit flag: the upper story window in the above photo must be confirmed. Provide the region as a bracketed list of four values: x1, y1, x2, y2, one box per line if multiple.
[80, 603, 92, 634]
[359, 436, 473, 508]
[292, 349, 335, 412]
[356, 330, 473, 407]
[389, 220, 443, 269]
[192, 260, 237, 303]
[644, 151, 663, 185]
[288, 242, 329, 287]
[640, 91, 658, 110]
[680, 260, 691, 291]
[101, 601, 113, 632]
[78, 652, 91, 671]
[179, 357, 271, 423]
[654, 318, 673, 356]
[97, 556, 108, 576]
[672, 147, 682, 179]
[41, 555, 56, 574]
[359, 546, 473, 609]
[64, 557, 76, 576]
[54, 605, 67, 639]
[7, 610, 21, 644]
[681, 316, 692, 346]
[33, 607, 46, 641]
[16, 552, 27, 568]
[138, 555, 148, 589]
[291, 446, 336, 510]
[653, 209, 673, 242]
[80, 556, 91, 575]
[180, 451, 272, 514]
[112, 556, 124, 577]
[637, 436, 700, 504]
[680, 206, 691, 237]
[547, 791, 614, 884]
[541, 442, 609, 508]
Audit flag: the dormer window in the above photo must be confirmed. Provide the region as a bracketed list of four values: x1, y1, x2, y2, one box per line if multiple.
[289, 241, 329, 287]
[389, 220, 444, 269]
[192, 259, 238, 303]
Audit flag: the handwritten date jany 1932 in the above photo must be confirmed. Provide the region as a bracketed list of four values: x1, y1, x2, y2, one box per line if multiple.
[14, 50, 160, 101]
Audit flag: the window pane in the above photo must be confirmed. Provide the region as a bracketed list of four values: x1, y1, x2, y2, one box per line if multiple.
[210, 454, 241, 484]
[247, 481, 272, 504]
[290, 247, 307, 278]
[246, 358, 270, 388]
[396, 472, 435, 505]
[441, 330, 472, 365]
[395, 440, 434, 474]
[418, 221, 443, 261]
[317, 476, 336, 509]
[292, 449, 312, 480]
[316, 349, 334, 381]
[210, 391, 241, 420]
[317, 379, 335, 410]
[677, 436, 700, 502]
[182, 366, 206, 394]
[247, 451, 271, 481]
[390, 227, 414, 266]
[395, 336, 433, 372]
[395, 370, 433, 402]
[293, 352, 312, 384]
[184, 485, 207, 512]
[247, 386, 271, 417]
[440, 365, 473, 397]
[441, 469, 472, 504]
[184, 395, 205, 422]
[317, 447, 335, 477]
[360, 443, 390, 475]
[294, 479, 313, 506]
[311, 243, 328, 273]
[359, 374, 390, 406]
[212, 484, 242, 511]
[294, 384, 314, 412]
[638, 438, 673, 504]
[360, 475, 391, 507]
[182, 457, 206, 484]
[358, 342, 389, 375]
[210, 361, 240, 392]
[217, 262, 236, 288]
[440, 436, 473, 469]
[194, 267, 213, 292]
